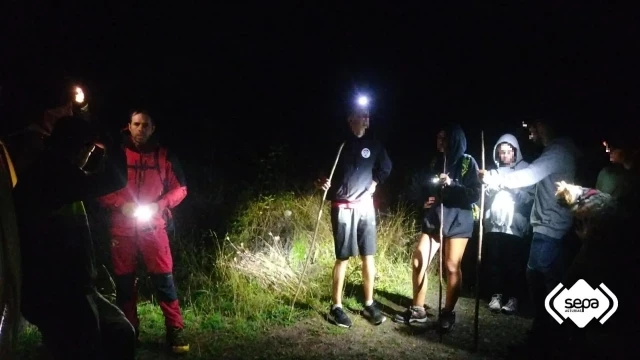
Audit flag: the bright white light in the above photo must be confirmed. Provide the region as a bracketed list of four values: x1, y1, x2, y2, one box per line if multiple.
[357, 95, 369, 107]
[74, 87, 85, 104]
[522, 121, 528, 128]
[431, 176, 440, 184]
[134, 205, 153, 221]
[489, 190, 515, 232]
[603, 141, 610, 153]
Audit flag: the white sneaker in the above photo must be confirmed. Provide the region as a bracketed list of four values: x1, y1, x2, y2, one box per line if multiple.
[501, 297, 518, 315]
[488, 294, 502, 313]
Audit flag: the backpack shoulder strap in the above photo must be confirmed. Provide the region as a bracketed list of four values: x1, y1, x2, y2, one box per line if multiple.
[461, 155, 471, 177]
[154, 147, 168, 192]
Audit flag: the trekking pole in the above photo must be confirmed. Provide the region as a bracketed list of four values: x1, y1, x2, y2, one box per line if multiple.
[438, 154, 446, 342]
[473, 131, 486, 352]
[290, 142, 345, 320]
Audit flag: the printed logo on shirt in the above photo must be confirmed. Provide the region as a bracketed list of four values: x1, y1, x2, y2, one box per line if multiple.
[361, 148, 371, 158]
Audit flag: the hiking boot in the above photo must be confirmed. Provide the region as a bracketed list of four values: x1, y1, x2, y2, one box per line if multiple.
[166, 326, 189, 354]
[501, 297, 518, 315]
[362, 301, 386, 325]
[437, 310, 456, 333]
[393, 306, 429, 324]
[328, 306, 352, 328]
[488, 294, 502, 313]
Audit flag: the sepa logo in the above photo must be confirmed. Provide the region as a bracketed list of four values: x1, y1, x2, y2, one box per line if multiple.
[545, 279, 618, 328]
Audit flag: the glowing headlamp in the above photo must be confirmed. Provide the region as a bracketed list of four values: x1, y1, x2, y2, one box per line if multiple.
[74, 86, 85, 104]
[603, 141, 610, 153]
[357, 95, 369, 108]
[133, 205, 153, 221]
[522, 121, 528, 128]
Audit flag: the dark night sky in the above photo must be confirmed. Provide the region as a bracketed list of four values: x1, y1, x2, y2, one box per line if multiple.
[2, 2, 639, 201]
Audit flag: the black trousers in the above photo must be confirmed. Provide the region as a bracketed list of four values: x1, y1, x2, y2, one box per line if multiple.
[26, 289, 135, 360]
[485, 232, 529, 300]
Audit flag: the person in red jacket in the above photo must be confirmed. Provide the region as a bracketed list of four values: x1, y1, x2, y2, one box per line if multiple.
[98, 110, 189, 354]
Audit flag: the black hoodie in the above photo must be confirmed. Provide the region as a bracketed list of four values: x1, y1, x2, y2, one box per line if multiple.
[407, 124, 481, 224]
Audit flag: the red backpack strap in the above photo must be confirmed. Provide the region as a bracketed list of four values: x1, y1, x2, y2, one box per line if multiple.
[154, 146, 168, 192]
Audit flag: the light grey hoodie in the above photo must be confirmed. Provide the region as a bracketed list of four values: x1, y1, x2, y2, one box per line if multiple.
[484, 134, 534, 238]
[497, 137, 581, 239]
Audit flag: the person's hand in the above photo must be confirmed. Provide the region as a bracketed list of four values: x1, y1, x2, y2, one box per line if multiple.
[439, 173, 452, 186]
[314, 177, 331, 191]
[480, 170, 501, 188]
[366, 181, 378, 196]
[122, 202, 136, 217]
[478, 169, 488, 181]
[424, 196, 436, 209]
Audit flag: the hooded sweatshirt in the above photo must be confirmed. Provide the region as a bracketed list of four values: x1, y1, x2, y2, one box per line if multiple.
[483, 134, 534, 238]
[408, 124, 482, 229]
[497, 137, 581, 239]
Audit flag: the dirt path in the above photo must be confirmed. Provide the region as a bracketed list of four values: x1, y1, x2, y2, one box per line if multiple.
[135, 293, 532, 360]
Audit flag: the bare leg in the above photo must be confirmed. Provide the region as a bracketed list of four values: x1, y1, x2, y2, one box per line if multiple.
[361, 255, 375, 304]
[443, 237, 469, 311]
[412, 234, 441, 307]
[331, 259, 350, 306]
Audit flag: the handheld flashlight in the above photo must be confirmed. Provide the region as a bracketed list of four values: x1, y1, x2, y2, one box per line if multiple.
[431, 176, 440, 184]
[133, 205, 153, 221]
[74, 87, 85, 104]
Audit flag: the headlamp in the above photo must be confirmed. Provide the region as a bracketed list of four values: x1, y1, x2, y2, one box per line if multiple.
[357, 95, 369, 108]
[603, 141, 610, 153]
[133, 205, 153, 221]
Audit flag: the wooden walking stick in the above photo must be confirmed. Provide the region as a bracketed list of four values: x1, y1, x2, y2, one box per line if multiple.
[289, 142, 345, 320]
[438, 154, 446, 342]
[473, 131, 486, 352]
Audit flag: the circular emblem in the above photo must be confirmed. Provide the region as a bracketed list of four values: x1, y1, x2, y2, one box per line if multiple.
[361, 148, 371, 158]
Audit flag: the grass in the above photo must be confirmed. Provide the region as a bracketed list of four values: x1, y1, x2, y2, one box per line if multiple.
[14, 190, 494, 359]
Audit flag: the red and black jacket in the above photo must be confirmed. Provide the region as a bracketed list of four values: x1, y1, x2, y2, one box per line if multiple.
[98, 130, 187, 236]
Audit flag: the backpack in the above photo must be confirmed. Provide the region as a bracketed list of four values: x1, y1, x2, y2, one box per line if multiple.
[152, 147, 176, 234]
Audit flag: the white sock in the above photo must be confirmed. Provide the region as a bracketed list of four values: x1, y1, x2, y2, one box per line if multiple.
[332, 304, 342, 310]
[365, 300, 373, 306]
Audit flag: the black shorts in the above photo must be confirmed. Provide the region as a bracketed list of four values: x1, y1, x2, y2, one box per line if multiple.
[422, 206, 474, 239]
[330, 201, 377, 260]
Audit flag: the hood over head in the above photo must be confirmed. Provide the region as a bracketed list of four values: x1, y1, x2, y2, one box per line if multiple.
[493, 133, 523, 167]
[442, 123, 467, 164]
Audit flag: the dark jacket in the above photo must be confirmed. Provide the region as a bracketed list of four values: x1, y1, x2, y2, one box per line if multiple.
[407, 124, 481, 227]
[13, 119, 126, 323]
[326, 132, 392, 203]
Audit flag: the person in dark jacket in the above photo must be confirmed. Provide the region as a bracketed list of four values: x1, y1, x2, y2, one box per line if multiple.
[13, 115, 135, 359]
[394, 123, 481, 333]
[596, 133, 637, 200]
[315, 108, 392, 328]
[483, 134, 534, 315]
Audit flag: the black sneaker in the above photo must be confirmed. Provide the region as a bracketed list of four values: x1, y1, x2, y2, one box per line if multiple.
[362, 301, 386, 325]
[393, 306, 429, 324]
[328, 306, 352, 328]
[437, 310, 456, 333]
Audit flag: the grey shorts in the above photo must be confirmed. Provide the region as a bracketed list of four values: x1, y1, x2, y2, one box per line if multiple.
[330, 200, 377, 260]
